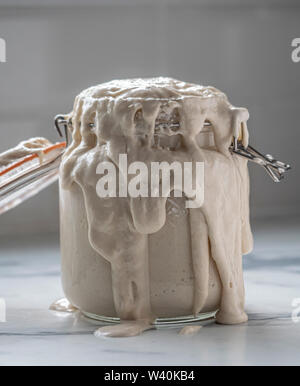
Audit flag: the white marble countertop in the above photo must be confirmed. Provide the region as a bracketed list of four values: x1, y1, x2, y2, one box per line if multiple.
[0, 217, 300, 366]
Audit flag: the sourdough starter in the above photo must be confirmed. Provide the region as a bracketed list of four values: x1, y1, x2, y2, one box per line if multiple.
[58, 78, 253, 337]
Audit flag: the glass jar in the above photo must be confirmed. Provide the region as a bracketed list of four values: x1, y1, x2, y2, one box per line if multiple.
[58, 78, 252, 334]
[60, 181, 222, 325]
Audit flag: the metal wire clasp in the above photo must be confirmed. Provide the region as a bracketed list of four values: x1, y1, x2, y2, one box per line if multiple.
[54, 115, 69, 146]
[230, 140, 291, 183]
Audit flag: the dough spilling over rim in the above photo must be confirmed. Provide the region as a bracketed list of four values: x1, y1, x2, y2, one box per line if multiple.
[0, 139, 66, 177]
[77, 77, 227, 102]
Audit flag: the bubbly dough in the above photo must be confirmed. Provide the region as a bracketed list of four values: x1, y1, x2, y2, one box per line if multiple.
[60, 77, 253, 336]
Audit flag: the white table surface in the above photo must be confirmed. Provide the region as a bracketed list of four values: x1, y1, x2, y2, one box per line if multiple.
[0, 217, 300, 366]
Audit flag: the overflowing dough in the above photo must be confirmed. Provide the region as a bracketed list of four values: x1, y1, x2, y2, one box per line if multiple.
[0, 137, 52, 170]
[60, 78, 253, 337]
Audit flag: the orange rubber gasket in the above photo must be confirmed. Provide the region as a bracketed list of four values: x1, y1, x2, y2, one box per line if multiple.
[0, 142, 66, 177]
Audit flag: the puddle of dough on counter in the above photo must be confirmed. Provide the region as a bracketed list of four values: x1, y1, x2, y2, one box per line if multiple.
[60, 77, 253, 337]
[49, 298, 78, 313]
[94, 320, 153, 338]
[179, 325, 203, 335]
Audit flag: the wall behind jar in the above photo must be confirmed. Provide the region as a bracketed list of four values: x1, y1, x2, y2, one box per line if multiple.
[0, 0, 299, 236]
